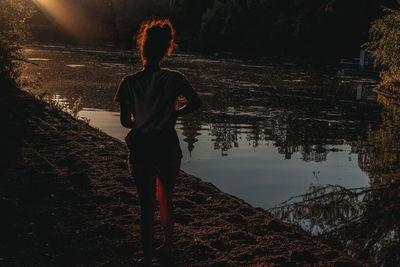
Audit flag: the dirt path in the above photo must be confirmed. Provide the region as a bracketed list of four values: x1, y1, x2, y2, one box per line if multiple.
[1, 88, 361, 266]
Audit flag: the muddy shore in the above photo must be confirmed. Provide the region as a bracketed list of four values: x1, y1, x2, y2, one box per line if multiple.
[1, 87, 361, 266]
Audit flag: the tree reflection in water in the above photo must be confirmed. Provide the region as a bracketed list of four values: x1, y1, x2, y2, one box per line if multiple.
[270, 96, 400, 267]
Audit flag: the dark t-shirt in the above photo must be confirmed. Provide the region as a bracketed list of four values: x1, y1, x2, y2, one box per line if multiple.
[115, 68, 196, 133]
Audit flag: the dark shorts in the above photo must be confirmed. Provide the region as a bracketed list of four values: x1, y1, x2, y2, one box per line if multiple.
[125, 128, 182, 175]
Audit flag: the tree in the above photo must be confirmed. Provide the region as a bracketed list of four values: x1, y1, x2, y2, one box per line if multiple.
[111, 0, 170, 43]
[198, 0, 386, 57]
[364, 7, 400, 85]
[0, 0, 34, 86]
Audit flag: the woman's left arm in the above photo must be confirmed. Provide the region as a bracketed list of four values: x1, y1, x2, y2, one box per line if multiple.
[176, 74, 202, 117]
[120, 103, 134, 128]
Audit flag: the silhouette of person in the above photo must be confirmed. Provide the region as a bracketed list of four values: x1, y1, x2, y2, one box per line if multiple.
[115, 19, 202, 266]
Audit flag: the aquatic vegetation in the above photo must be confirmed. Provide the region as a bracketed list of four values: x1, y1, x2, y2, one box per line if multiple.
[70, 97, 83, 117]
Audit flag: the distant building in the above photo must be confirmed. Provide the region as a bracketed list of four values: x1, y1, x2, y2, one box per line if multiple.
[360, 50, 374, 68]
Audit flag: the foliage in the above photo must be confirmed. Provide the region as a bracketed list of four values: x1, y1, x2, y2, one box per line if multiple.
[111, 0, 170, 43]
[0, 0, 34, 86]
[169, 0, 214, 50]
[198, 0, 392, 57]
[364, 7, 400, 83]
[26, 0, 400, 58]
[270, 98, 400, 266]
[270, 181, 400, 266]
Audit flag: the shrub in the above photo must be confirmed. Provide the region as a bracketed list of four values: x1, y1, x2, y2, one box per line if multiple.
[0, 0, 33, 87]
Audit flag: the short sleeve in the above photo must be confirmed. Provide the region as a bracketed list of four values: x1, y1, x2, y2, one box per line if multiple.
[114, 78, 131, 104]
[176, 72, 195, 95]
[175, 72, 201, 107]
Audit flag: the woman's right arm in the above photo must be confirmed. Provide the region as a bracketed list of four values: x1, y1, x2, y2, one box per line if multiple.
[115, 77, 135, 128]
[176, 74, 202, 117]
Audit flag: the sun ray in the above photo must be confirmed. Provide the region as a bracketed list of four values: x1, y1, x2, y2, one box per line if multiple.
[32, 0, 99, 42]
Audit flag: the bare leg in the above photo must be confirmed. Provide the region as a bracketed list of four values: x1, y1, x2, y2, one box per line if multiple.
[135, 167, 157, 266]
[157, 160, 180, 251]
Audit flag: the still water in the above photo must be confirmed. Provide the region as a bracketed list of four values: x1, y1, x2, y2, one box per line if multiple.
[22, 44, 380, 210]
[23, 44, 400, 265]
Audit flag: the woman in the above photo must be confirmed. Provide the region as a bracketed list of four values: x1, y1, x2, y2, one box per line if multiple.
[114, 19, 202, 266]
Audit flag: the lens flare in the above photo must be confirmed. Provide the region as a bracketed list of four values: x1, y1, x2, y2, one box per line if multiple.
[32, 0, 99, 42]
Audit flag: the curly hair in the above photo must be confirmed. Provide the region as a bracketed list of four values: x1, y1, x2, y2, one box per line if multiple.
[135, 19, 177, 66]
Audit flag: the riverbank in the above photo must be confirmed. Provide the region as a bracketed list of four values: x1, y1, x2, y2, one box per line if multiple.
[1, 87, 361, 266]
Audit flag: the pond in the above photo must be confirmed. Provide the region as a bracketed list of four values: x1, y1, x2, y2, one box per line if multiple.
[21, 44, 380, 210]
[23, 44, 400, 266]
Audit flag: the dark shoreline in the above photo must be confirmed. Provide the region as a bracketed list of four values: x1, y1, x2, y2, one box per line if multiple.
[28, 41, 378, 75]
[1, 87, 361, 266]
